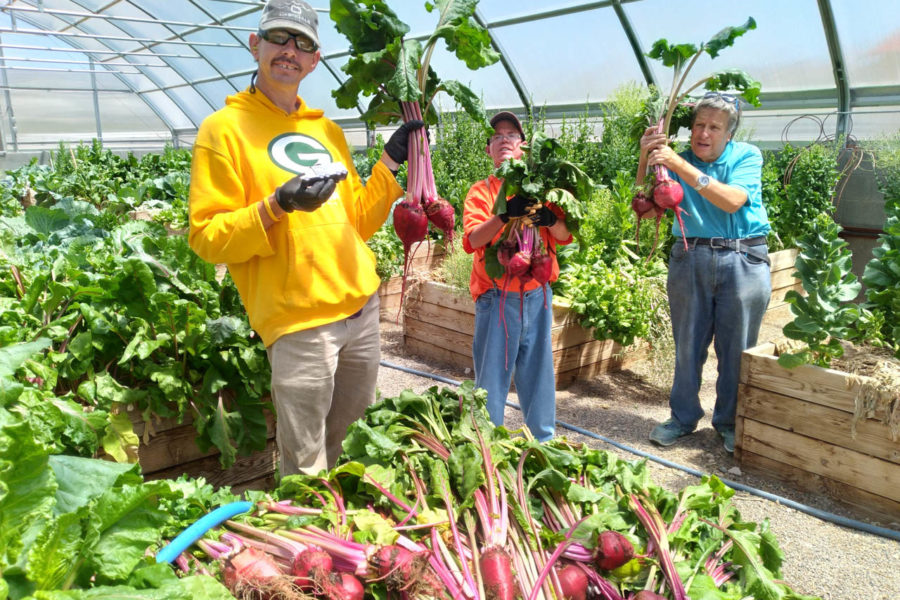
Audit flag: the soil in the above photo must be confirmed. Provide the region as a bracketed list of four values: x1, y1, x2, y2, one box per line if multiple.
[375, 316, 900, 600]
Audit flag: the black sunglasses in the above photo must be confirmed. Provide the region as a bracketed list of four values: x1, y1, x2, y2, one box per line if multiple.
[258, 29, 318, 53]
[703, 91, 741, 111]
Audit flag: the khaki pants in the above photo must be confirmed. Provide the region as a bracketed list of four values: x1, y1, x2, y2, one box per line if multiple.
[266, 294, 380, 476]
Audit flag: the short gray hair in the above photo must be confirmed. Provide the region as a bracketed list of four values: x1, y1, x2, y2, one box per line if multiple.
[691, 93, 740, 136]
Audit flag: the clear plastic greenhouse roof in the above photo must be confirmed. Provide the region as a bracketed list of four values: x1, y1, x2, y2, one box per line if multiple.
[1, 0, 899, 153]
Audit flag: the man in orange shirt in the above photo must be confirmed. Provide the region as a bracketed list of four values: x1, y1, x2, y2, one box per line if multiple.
[461, 112, 572, 441]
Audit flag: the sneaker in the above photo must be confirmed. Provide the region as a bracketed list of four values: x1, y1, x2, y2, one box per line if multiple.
[649, 418, 693, 447]
[719, 428, 735, 454]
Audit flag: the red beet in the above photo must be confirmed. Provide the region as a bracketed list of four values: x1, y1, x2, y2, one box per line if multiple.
[425, 197, 456, 243]
[557, 563, 588, 600]
[505, 251, 531, 279]
[632, 190, 656, 217]
[480, 546, 516, 600]
[292, 547, 332, 590]
[392, 198, 429, 320]
[321, 572, 364, 600]
[371, 544, 442, 597]
[497, 238, 517, 267]
[530, 252, 552, 285]
[595, 530, 635, 571]
[221, 547, 292, 599]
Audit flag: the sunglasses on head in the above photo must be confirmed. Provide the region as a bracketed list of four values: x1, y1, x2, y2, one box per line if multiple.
[703, 91, 741, 110]
[258, 29, 318, 53]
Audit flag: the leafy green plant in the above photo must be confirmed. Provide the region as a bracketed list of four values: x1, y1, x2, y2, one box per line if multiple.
[764, 142, 842, 249]
[595, 83, 650, 188]
[778, 214, 872, 367]
[367, 221, 404, 281]
[0, 200, 270, 468]
[436, 234, 473, 295]
[861, 139, 900, 356]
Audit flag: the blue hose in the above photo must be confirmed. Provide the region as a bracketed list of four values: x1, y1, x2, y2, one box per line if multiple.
[379, 360, 900, 542]
[156, 500, 254, 564]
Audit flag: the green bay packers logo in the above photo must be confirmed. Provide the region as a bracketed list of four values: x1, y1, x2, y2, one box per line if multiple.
[268, 133, 333, 175]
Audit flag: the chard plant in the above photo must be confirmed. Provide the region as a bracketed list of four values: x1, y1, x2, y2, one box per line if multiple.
[778, 214, 872, 368]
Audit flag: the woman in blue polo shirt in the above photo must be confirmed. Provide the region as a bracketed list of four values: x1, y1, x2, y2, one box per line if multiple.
[636, 93, 771, 454]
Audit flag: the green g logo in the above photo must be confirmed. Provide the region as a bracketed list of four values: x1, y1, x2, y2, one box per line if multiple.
[268, 133, 334, 175]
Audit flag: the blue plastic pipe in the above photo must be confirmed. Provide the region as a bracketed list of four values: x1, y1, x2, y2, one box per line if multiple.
[156, 500, 254, 564]
[379, 360, 900, 542]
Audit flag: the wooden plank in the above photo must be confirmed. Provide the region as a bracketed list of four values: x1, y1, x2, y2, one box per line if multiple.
[769, 267, 801, 290]
[144, 439, 279, 490]
[737, 384, 899, 464]
[768, 248, 798, 272]
[404, 317, 474, 356]
[404, 302, 476, 334]
[738, 449, 900, 525]
[741, 346, 863, 414]
[404, 336, 474, 371]
[553, 337, 625, 373]
[408, 282, 476, 316]
[739, 419, 900, 502]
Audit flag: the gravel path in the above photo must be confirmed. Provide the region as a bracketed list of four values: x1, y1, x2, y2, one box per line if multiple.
[376, 320, 900, 600]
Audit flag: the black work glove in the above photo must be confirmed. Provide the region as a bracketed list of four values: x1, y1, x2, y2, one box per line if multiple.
[384, 119, 426, 164]
[499, 194, 534, 223]
[528, 205, 558, 228]
[274, 175, 336, 213]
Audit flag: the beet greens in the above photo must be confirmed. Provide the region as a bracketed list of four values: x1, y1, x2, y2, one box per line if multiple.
[166, 382, 815, 599]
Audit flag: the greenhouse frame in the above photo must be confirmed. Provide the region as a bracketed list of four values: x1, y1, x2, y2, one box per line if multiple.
[1, 1, 898, 598]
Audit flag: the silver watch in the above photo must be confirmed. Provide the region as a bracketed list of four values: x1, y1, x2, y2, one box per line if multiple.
[694, 174, 711, 191]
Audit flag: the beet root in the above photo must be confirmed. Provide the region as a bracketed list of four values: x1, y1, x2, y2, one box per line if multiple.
[425, 197, 456, 243]
[595, 530, 635, 571]
[557, 563, 588, 600]
[480, 546, 517, 600]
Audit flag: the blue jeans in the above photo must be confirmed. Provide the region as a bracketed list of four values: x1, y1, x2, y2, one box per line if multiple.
[667, 242, 771, 432]
[472, 285, 556, 441]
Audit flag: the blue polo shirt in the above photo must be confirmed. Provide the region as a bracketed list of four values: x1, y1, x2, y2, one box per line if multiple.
[670, 141, 770, 240]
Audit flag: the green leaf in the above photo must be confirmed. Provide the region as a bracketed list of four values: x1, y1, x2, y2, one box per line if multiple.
[705, 17, 757, 59]
[386, 39, 424, 102]
[0, 339, 51, 379]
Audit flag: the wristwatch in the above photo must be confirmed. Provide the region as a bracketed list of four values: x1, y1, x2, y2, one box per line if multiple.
[694, 174, 711, 191]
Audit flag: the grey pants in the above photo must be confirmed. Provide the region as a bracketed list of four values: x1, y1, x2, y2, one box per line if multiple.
[266, 294, 380, 476]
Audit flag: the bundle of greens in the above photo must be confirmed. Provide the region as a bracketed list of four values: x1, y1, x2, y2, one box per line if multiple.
[166, 383, 822, 600]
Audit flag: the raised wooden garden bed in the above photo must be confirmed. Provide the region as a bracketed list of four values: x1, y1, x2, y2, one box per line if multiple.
[402, 281, 642, 387]
[378, 243, 445, 321]
[762, 248, 802, 326]
[736, 342, 900, 524]
[125, 407, 278, 494]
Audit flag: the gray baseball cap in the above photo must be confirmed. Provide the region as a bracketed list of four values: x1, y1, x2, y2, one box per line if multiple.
[258, 0, 319, 46]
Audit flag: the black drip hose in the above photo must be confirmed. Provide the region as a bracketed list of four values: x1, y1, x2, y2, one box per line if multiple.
[379, 360, 900, 542]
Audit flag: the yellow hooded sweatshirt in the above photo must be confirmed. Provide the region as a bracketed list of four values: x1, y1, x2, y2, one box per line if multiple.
[188, 89, 403, 347]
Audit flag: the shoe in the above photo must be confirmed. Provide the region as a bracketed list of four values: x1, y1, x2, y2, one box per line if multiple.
[719, 428, 735, 454]
[649, 418, 693, 447]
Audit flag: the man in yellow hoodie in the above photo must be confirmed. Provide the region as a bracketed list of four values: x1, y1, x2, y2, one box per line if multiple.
[188, 0, 422, 476]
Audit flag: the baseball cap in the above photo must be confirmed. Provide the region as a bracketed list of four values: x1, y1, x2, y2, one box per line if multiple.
[489, 111, 525, 140]
[258, 0, 319, 46]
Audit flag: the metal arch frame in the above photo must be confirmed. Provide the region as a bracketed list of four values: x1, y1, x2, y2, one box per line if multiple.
[816, 0, 851, 141]
[0, 0, 891, 149]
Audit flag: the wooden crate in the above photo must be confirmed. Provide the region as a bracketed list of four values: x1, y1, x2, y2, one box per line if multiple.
[736, 343, 900, 524]
[402, 281, 643, 387]
[762, 248, 802, 326]
[124, 406, 278, 494]
[378, 243, 446, 321]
